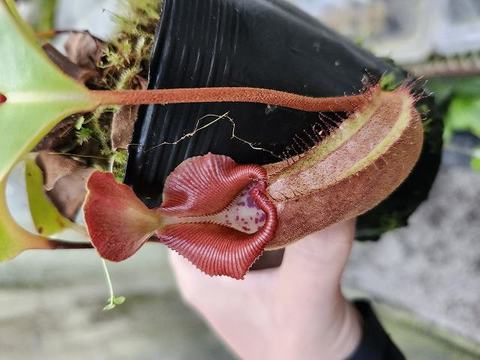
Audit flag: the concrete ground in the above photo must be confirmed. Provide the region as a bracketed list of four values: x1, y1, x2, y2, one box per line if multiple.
[0, 248, 233, 360]
[345, 165, 480, 345]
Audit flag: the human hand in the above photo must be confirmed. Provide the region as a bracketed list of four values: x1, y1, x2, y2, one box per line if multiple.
[169, 219, 361, 360]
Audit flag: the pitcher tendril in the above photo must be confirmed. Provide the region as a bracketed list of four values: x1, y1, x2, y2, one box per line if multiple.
[91, 87, 369, 113]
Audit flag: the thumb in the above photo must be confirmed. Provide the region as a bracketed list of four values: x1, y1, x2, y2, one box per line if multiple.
[279, 219, 356, 288]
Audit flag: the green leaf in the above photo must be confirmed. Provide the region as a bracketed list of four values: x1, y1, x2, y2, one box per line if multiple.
[103, 296, 126, 311]
[471, 148, 480, 172]
[25, 158, 72, 236]
[103, 303, 116, 311]
[444, 97, 480, 142]
[113, 296, 126, 305]
[0, 0, 97, 261]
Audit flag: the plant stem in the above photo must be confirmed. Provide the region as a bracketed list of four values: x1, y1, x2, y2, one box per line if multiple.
[46, 240, 93, 249]
[36, 29, 93, 39]
[92, 87, 369, 113]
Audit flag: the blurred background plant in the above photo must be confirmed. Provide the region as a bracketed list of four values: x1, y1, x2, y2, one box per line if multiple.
[292, 0, 480, 172]
[16, 0, 57, 32]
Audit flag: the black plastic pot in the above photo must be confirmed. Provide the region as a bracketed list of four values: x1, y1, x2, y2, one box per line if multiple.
[125, 0, 443, 242]
[125, 0, 395, 204]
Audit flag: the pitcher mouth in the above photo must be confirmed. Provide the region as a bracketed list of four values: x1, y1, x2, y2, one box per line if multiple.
[84, 154, 278, 280]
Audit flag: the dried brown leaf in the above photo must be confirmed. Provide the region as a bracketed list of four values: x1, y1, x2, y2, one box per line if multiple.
[64, 32, 104, 70]
[36, 151, 83, 191]
[47, 168, 95, 221]
[34, 116, 76, 151]
[111, 105, 139, 150]
[43, 43, 97, 84]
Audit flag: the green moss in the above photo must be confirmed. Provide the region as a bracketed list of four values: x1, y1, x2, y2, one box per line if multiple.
[68, 0, 162, 170]
[380, 72, 400, 91]
[112, 149, 129, 181]
[98, 0, 161, 91]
